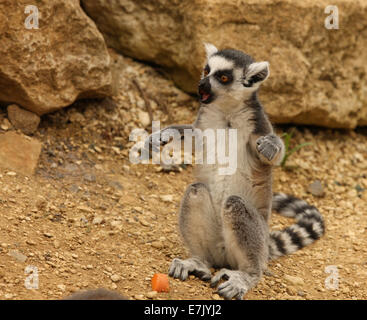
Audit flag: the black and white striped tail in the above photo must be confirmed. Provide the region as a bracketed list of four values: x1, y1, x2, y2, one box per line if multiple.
[268, 192, 325, 260]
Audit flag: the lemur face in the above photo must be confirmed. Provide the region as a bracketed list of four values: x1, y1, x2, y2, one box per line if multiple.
[199, 43, 269, 105]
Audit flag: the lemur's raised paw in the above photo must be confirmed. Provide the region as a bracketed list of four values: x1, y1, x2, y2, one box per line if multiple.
[211, 269, 248, 300]
[256, 134, 282, 164]
[169, 258, 212, 281]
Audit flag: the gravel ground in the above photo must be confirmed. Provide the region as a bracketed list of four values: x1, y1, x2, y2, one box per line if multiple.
[0, 51, 366, 300]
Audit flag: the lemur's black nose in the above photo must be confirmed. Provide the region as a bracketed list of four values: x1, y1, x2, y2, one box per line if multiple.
[198, 77, 211, 94]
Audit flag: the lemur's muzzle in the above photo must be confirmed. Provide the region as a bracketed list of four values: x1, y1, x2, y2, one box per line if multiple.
[198, 77, 214, 104]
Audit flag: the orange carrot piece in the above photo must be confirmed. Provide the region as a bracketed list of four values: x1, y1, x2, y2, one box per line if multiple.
[151, 273, 170, 292]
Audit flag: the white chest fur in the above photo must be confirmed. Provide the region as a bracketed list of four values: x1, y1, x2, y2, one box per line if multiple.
[195, 105, 255, 213]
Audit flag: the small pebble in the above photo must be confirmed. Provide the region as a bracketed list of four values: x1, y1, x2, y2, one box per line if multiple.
[139, 219, 149, 227]
[138, 110, 150, 127]
[8, 250, 27, 263]
[284, 275, 305, 286]
[1, 118, 11, 131]
[151, 241, 164, 249]
[26, 240, 36, 245]
[92, 216, 104, 225]
[146, 291, 158, 299]
[53, 240, 60, 249]
[307, 180, 324, 197]
[111, 274, 121, 282]
[160, 195, 173, 202]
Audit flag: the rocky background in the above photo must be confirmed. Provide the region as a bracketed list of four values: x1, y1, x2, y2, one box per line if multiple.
[82, 0, 367, 129]
[0, 0, 366, 300]
[1, 0, 367, 129]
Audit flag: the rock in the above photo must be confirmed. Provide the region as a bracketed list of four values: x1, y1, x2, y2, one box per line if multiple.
[43, 233, 53, 238]
[26, 240, 36, 246]
[94, 146, 102, 154]
[110, 220, 122, 228]
[8, 250, 27, 263]
[0, 118, 12, 131]
[7, 104, 40, 135]
[77, 205, 93, 213]
[82, 0, 367, 128]
[110, 274, 121, 282]
[160, 195, 173, 203]
[0, 131, 42, 175]
[53, 240, 60, 249]
[307, 180, 324, 197]
[138, 110, 150, 127]
[151, 241, 164, 249]
[284, 275, 305, 286]
[111, 146, 121, 155]
[92, 216, 104, 225]
[0, 0, 112, 116]
[139, 219, 149, 227]
[146, 291, 158, 299]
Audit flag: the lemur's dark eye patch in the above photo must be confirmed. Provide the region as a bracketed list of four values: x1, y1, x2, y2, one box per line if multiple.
[214, 69, 233, 85]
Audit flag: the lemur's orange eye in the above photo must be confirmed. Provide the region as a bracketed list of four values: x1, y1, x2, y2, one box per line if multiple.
[221, 75, 229, 82]
[204, 69, 209, 77]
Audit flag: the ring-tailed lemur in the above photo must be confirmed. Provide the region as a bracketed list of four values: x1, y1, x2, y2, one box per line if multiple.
[146, 43, 324, 299]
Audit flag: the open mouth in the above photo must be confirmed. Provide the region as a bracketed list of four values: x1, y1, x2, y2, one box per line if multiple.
[199, 89, 213, 104]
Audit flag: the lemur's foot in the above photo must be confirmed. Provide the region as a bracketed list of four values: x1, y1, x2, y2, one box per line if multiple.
[211, 269, 249, 300]
[168, 257, 212, 281]
[256, 134, 282, 164]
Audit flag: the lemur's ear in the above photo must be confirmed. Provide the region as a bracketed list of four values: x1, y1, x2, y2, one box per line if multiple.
[243, 61, 270, 87]
[204, 43, 218, 58]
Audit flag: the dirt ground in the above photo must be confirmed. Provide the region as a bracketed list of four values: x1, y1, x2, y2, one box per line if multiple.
[0, 51, 366, 300]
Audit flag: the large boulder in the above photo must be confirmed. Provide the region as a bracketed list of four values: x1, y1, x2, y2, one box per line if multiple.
[82, 0, 367, 128]
[0, 0, 112, 115]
